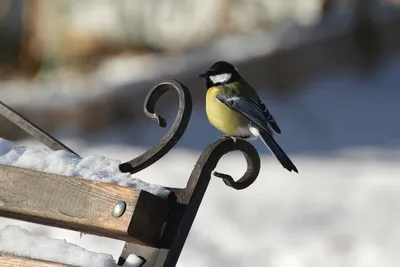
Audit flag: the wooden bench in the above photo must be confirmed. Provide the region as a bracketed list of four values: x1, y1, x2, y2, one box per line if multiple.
[0, 80, 260, 267]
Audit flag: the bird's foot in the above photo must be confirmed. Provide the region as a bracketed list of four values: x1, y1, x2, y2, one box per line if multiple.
[219, 135, 230, 140]
[220, 135, 236, 143]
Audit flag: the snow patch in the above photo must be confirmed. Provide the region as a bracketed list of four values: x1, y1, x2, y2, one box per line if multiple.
[0, 138, 170, 198]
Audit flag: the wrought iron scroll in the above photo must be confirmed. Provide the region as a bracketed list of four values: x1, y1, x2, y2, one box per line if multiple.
[190, 136, 260, 191]
[119, 80, 192, 174]
[0, 100, 79, 157]
[118, 137, 260, 267]
[165, 137, 260, 265]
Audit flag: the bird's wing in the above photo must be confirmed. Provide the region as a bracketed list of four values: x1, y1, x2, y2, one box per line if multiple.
[216, 91, 281, 134]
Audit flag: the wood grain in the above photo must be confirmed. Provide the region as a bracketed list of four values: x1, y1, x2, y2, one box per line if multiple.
[0, 164, 172, 245]
[0, 253, 75, 267]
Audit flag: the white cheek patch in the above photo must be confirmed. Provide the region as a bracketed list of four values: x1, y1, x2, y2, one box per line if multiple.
[209, 73, 232, 84]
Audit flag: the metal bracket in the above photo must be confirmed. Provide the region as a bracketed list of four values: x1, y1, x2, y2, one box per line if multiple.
[117, 80, 260, 266]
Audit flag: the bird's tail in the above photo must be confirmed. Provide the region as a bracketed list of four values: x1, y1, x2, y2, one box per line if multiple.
[256, 127, 298, 173]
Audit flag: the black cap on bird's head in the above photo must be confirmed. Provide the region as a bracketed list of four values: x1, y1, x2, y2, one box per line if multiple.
[199, 61, 240, 87]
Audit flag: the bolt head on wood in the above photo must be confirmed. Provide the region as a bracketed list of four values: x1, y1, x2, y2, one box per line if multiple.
[112, 200, 126, 217]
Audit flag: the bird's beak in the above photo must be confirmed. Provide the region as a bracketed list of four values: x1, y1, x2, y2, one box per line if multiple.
[198, 73, 207, 78]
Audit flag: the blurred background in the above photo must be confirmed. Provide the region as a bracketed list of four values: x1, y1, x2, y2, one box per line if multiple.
[1, 0, 400, 266]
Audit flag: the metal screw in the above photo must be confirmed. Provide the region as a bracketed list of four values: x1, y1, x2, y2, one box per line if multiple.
[112, 200, 126, 217]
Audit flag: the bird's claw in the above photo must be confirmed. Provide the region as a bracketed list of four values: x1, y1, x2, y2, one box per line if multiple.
[219, 135, 237, 143]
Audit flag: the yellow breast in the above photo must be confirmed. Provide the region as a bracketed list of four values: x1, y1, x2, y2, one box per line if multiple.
[206, 87, 249, 137]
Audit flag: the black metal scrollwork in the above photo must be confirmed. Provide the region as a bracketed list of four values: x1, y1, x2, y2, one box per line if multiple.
[118, 79, 192, 174]
[185, 136, 260, 194]
[210, 138, 260, 190]
[114, 79, 260, 267]
[147, 137, 260, 267]
[118, 79, 260, 191]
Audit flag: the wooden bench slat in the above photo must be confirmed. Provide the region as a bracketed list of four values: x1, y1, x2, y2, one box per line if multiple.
[0, 253, 76, 267]
[0, 164, 172, 245]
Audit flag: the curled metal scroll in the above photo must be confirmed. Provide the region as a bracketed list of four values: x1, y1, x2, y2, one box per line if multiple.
[119, 80, 192, 174]
[156, 137, 261, 266]
[183, 137, 260, 198]
[117, 80, 260, 267]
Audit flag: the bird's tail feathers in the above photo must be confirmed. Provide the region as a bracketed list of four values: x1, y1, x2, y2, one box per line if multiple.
[252, 126, 298, 173]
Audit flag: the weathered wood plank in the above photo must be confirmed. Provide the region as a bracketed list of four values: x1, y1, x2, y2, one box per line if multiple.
[0, 164, 172, 245]
[0, 253, 75, 267]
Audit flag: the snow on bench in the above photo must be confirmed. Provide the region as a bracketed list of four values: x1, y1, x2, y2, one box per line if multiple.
[0, 137, 174, 265]
[0, 225, 143, 267]
[0, 138, 169, 198]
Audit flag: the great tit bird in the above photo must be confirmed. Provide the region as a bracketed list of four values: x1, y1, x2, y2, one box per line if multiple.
[199, 61, 298, 173]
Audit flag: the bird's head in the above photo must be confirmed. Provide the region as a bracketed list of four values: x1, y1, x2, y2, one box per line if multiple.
[199, 61, 240, 88]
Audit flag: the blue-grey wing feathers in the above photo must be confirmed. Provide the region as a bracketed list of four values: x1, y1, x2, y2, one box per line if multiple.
[216, 93, 281, 134]
[216, 92, 298, 173]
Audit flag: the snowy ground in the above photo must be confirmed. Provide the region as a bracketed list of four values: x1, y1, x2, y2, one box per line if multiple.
[1, 51, 400, 266]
